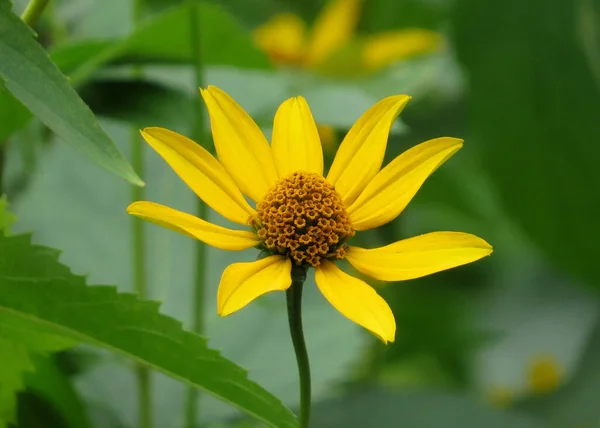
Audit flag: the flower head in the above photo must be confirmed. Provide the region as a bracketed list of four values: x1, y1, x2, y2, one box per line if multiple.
[127, 86, 493, 343]
[253, 0, 441, 72]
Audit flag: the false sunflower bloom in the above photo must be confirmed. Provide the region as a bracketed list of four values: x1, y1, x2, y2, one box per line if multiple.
[127, 86, 492, 343]
[253, 0, 441, 72]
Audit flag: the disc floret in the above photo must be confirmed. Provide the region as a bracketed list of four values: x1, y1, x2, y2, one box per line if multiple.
[252, 171, 354, 267]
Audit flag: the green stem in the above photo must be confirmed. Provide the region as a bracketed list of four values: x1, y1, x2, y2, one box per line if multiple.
[21, 0, 51, 26]
[131, 1, 151, 428]
[287, 265, 312, 428]
[130, 126, 152, 428]
[184, 0, 207, 426]
[0, 142, 5, 194]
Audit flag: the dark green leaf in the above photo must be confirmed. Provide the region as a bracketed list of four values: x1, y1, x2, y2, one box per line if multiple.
[79, 79, 194, 129]
[452, 0, 600, 285]
[23, 354, 93, 428]
[0, 83, 31, 143]
[0, 234, 297, 428]
[0, 3, 142, 186]
[0, 338, 34, 427]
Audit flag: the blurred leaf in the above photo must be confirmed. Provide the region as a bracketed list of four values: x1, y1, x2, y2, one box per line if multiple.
[453, 0, 600, 286]
[0, 196, 15, 233]
[79, 79, 194, 129]
[0, 3, 142, 186]
[52, 2, 270, 86]
[517, 318, 600, 427]
[311, 388, 544, 428]
[359, 0, 451, 32]
[0, 83, 32, 143]
[0, 234, 297, 428]
[14, 121, 366, 426]
[0, 338, 34, 427]
[16, 392, 70, 428]
[23, 354, 93, 428]
[50, 40, 109, 76]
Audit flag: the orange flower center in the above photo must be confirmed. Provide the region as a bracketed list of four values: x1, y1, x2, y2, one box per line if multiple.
[251, 171, 354, 267]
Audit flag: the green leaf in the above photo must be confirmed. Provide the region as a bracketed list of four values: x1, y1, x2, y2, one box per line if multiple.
[0, 196, 15, 234]
[0, 338, 34, 427]
[452, 0, 600, 286]
[0, 3, 143, 186]
[79, 79, 194, 129]
[14, 120, 366, 426]
[311, 388, 544, 428]
[0, 82, 31, 143]
[0, 234, 297, 428]
[51, 2, 270, 86]
[24, 354, 94, 428]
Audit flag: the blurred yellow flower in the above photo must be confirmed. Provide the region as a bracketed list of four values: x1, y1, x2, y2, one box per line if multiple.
[316, 124, 337, 153]
[253, 0, 441, 72]
[127, 86, 492, 343]
[487, 386, 514, 408]
[527, 355, 563, 394]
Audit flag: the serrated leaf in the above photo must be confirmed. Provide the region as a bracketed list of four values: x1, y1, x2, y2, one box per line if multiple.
[0, 234, 297, 428]
[0, 4, 143, 186]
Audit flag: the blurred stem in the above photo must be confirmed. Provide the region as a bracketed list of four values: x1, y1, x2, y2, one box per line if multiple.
[0, 143, 5, 194]
[131, 1, 151, 428]
[131, 124, 152, 428]
[184, 0, 207, 427]
[287, 265, 312, 428]
[45, 1, 68, 44]
[21, 0, 50, 26]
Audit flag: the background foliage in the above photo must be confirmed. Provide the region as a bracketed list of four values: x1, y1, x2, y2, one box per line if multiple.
[1, 0, 599, 427]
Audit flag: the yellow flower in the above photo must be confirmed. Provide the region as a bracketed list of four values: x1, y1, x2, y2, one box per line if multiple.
[253, 0, 441, 72]
[527, 354, 563, 395]
[127, 86, 493, 343]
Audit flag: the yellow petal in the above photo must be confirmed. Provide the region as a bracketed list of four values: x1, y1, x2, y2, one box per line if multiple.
[305, 0, 361, 67]
[314, 260, 395, 343]
[217, 256, 292, 316]
[272, 96, 324, 177]
[200, 86, 278, 202]
[348, 137, 463, 230]
[362, 29, 442, 71]
[127, 201, 259, 251]
[327, 95, 411, 206]
[141, 127, 255, 225]
[253, 13, 307, 66]
[345, 231, 493, 282]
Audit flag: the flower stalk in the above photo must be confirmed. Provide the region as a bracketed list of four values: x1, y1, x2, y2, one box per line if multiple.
[130, 1, 152, 427]
[287, 264, 312, 428]
[21, 0, 51, 26]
